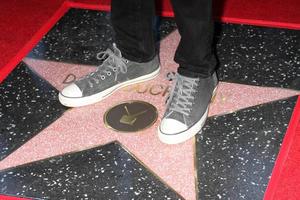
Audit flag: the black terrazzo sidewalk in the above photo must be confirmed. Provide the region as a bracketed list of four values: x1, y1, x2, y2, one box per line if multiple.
[215, 23, 300, 90]
[0, 62, 67, 161]
[196, 96, 297, 200]
[0, 142, 183, 200]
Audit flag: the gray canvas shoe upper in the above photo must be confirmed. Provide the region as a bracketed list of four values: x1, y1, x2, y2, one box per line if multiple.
[61, 44, 160, 98]
[59, 44, 160, 107]
[160, 72, 218, 135]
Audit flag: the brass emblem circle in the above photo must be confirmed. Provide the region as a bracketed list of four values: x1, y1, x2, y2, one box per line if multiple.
[104, 100, 158, 132]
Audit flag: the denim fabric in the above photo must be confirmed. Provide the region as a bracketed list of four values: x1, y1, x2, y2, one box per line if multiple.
[111, 0, 216, 78]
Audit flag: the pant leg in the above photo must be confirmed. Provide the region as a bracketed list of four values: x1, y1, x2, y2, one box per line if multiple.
[170, 0, 217, 78]
[111, 0, 156, 62]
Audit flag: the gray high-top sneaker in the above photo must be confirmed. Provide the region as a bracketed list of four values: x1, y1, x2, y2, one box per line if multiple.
[158, 72, 218, 144]
[59, 44, 160, 107]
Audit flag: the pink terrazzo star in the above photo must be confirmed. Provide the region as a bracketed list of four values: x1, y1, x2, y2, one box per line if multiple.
[0, 30, 299, 200]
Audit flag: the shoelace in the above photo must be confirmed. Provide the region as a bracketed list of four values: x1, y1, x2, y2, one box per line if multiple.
[86, 44, 128, 87]
[167, 74, 198, 116]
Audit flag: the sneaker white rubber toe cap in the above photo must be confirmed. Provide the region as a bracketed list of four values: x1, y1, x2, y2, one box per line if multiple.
[158, 108, 209, 144]
[159, 118, 187, 135]
[60, 84, 82, 98]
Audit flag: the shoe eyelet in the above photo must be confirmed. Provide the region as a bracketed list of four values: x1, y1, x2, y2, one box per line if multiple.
[107, 71, 111, 76]
[100, 75, 105, 80]
[112, 68, 117, 72]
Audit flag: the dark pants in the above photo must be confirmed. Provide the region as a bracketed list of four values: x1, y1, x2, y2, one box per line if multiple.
[111, 0, 216, 78]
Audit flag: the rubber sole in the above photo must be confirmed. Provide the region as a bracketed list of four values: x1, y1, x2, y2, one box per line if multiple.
[59, 67, 160, 107]
[158, 86, 218, 144]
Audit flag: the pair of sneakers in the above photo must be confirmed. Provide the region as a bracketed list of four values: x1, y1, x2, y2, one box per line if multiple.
[59, 44, 218, 144]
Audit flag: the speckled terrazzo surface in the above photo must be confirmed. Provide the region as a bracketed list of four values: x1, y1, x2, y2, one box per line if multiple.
[0, 142, 183, 200]
[0, 7, 299, 200]
[196, 96, 297, 200]
[27, 9, 177, 66]
[0, 62, 67, 161]
[215, 23, 300, 90]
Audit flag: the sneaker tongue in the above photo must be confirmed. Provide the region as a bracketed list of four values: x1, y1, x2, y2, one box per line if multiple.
[112, 44, 122, 58]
